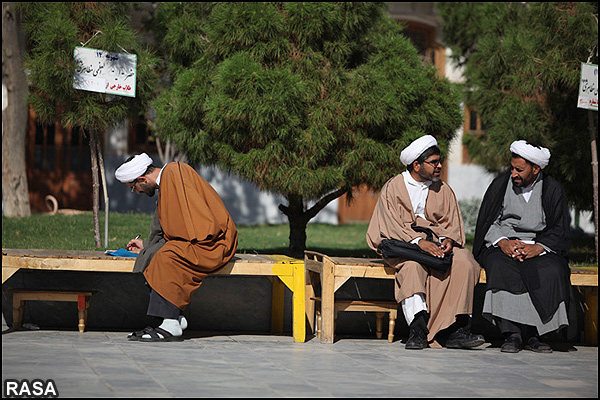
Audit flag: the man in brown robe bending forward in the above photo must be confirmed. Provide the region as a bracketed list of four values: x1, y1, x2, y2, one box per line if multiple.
[115, 153, 238, 342]
[367, 135, 484, 350]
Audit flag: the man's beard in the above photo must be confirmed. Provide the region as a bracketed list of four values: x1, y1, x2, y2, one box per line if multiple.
[511, 177, 523, 187]
[419, 169, 441, 182]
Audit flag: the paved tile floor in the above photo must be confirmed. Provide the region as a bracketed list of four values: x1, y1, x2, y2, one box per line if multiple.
[2, 324, 597, 398]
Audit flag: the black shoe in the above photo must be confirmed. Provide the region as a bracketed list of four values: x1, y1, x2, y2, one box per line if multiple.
[523, 336, 552, 353]
[445, 327, 485, 349]
[405, 327, 428, 350]
[405, 311, 429, 350]
[500, 335, 522, 353]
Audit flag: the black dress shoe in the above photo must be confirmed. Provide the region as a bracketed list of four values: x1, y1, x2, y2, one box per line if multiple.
[500, 335, 522, 353]
[445, 327, 485, 349]
[405, 327, 428, 350]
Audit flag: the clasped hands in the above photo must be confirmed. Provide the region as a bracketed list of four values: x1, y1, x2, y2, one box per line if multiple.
[418, 238, 454, 258]
[497, 238, 544, 261]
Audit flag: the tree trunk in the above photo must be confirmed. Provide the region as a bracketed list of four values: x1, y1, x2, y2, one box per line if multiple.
[2, 2, 30, 217]
[280, 188, 347, 259]
[96, 131, 109, 248]
[90, 130, 102, 248]
[588, 110, 598, 263]
[285, 195, 308, 259]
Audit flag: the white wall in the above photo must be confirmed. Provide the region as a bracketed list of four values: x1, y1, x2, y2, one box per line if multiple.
[446, 124, 495, 203]
[104, 123, 337, 225]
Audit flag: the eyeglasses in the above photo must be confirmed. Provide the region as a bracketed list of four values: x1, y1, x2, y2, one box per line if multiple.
[129, 179, 140, 193]
[422, 158, 443, 167]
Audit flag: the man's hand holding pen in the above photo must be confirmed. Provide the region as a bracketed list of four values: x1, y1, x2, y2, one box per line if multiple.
[126, 234, 144, 254]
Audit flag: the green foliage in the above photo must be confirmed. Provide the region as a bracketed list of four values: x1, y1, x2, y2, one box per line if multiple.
[437, 2, 599, 210]
[151, 2, 464, 256]
[21, 2, 158, 132]
[153, 2, 462, 202]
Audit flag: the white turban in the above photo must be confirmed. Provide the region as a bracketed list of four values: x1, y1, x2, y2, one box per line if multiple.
[510, 140, 551, 169]
[115, 153, 153, 183]
[400, 135, 438, 166]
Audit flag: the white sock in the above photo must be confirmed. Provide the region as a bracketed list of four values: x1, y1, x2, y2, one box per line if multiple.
[401, 293, 427, 325]
[141, 318, 182, 339]
[159, 318, 183, 336]
[178, 315, 188, 330]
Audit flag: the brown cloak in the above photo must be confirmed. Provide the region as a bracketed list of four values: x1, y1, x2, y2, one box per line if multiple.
[144, 162, 238, 309]
[367, 174, 480, 342]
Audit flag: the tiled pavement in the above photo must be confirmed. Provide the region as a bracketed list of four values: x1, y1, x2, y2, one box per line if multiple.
[2, 324, 598, 398]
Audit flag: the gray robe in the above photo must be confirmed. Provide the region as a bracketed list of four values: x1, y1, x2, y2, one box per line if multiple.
[133, 206, 165, 273]
[474, 172, 571, 335]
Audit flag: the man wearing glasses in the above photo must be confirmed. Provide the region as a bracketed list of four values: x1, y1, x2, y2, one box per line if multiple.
[367, 135, 484, 350]
[115, 153, 238, 342]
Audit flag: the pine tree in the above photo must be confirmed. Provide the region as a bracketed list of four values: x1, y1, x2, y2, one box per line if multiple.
[21, 3, 158, 247]
[152, 2, 463, 257]
[437, 2, 598, 211]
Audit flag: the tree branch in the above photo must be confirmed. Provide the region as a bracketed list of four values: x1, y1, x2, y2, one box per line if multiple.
[305, 188, 348, 221]
[278, 188, 347, 222]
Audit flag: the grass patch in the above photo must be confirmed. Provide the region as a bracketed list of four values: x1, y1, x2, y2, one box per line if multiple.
[2, 213, 152, 251]
[2, 213, 596, 265]
[1, 213, 375, 256]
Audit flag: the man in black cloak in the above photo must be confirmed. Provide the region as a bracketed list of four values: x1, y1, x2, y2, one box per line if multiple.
[473, 140, 572, 353]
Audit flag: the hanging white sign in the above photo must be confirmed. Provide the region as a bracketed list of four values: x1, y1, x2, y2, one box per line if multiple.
[577, 62, 598, 111]
[73, 46, 137, 97]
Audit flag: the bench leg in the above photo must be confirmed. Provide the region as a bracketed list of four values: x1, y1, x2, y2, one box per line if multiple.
[291, 262, 306, 343]
[388, 309, 397, 343]
[77, 295, 87, 333]
[375, 312, 384, 339]
[321, 260, 336, 344]
[315, 308, 322, 339]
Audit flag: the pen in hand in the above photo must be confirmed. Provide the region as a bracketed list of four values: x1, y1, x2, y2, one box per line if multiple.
[126, 235, 141, 251]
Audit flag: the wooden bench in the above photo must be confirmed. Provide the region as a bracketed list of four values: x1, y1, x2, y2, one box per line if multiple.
[312, 297, 398, 342]
[2, 249, 306, 342]
[8, 290, 93, 332]
[304, 250, 598, 345]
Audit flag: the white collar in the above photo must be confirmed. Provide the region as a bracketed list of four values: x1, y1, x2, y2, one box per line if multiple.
[156, 166, 165, 187]
[519, 172, 542, 195]
[403, 170, 432, 188]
